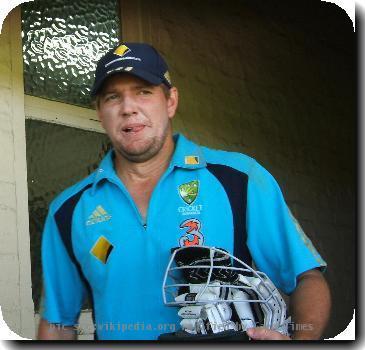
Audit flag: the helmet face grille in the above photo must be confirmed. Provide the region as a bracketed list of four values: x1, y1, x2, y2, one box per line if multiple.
[173, 246, 239, 284]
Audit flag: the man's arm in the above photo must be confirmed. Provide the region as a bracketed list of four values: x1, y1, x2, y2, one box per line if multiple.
[246, 268, 331, 340]
[37, 318, 77, 340]
[289, 268, 331, 340]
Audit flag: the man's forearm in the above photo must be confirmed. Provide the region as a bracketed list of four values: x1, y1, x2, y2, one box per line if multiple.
[37, 319, 77, 340]
[289, 269, 331, 340]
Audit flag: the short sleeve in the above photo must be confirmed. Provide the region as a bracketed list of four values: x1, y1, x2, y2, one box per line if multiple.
[246, 161, 327, 295]
[40, 204, 87, 326]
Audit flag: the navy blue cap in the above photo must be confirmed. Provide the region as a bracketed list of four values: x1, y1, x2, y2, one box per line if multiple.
[90, 42, 172, 97]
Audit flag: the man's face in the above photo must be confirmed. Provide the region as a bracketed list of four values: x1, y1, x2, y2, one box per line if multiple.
[96, 73, 178, 163]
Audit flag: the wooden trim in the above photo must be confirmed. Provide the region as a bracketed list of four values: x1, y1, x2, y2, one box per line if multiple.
[120, 0, 144, 42]
[24, 95, 105, 133]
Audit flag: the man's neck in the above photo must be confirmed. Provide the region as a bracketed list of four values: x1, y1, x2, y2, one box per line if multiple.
[114, 137, 175, 185]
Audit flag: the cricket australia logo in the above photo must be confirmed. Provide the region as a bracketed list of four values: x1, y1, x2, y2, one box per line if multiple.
[178, 180, 203, 215]
[178, 180, 199, 205]
[86, 205, 112, 226]
[179, 219, 204, 247]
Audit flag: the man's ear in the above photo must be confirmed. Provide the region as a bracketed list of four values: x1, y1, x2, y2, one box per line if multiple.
[167, 87, 179, 119]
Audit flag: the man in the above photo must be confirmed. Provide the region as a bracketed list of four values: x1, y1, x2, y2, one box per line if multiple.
[37, 42, 331, 340]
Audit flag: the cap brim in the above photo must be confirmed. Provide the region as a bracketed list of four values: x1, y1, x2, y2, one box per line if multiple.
[91, 67, 167, 97]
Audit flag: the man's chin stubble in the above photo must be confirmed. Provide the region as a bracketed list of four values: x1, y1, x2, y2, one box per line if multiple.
[115, 141, 162, 163]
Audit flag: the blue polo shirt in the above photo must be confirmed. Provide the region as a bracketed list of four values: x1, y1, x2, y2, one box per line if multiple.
[41, 133, 326, 340]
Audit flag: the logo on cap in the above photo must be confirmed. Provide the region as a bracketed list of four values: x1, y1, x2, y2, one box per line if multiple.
[114, 44, 131, 57]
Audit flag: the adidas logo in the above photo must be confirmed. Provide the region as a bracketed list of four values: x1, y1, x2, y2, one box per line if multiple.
[86, 205, 112, 226]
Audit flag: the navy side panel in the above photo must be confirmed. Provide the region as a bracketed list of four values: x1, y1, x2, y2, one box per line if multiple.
[54, 184, 98, 339]
[206, 163, 252, 267]
[54, 185, 92, 265]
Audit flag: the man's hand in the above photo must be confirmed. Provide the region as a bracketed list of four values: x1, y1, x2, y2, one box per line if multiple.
[37, 319, 77, 340]
[246, 269, 331, 341]
[246, 327, 291, 340]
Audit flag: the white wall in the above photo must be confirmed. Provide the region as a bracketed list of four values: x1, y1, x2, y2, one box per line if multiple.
[0, 7, 35, 339]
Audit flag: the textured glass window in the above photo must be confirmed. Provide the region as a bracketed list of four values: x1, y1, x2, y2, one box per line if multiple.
[21, 0, 120, 107]
[26, 120, 111, 311]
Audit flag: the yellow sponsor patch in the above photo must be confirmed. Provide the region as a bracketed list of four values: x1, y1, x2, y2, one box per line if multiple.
[90, 236, 113, 264]
[114, 44, 131, 57]
[185, 156, 200, 165]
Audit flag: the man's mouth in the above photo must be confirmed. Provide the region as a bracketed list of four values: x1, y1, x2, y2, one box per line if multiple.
[122, 124, 146, 133]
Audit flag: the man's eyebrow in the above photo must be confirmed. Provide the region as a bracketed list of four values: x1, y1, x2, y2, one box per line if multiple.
[101, 88, 117, 96]
[134, 84, 155, 89]
[100, 83, 155, 95]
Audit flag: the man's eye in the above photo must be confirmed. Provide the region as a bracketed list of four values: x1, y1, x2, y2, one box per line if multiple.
[105, 94, 118, 101]
[139, 90, 152, 95]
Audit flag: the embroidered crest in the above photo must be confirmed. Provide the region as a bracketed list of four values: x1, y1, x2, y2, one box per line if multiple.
[178, 180, 199, 205]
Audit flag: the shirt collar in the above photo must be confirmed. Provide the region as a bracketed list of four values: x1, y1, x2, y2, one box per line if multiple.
[170, 133, 207, 169]
[92, 133, 206, 193]
[92, 149, 119, 193]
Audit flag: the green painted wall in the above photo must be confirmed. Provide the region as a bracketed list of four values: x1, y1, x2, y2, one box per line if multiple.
[136, 0, 356, 339]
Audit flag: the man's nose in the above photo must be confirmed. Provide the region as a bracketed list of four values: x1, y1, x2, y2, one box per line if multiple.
[119, 95, 138, 117]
